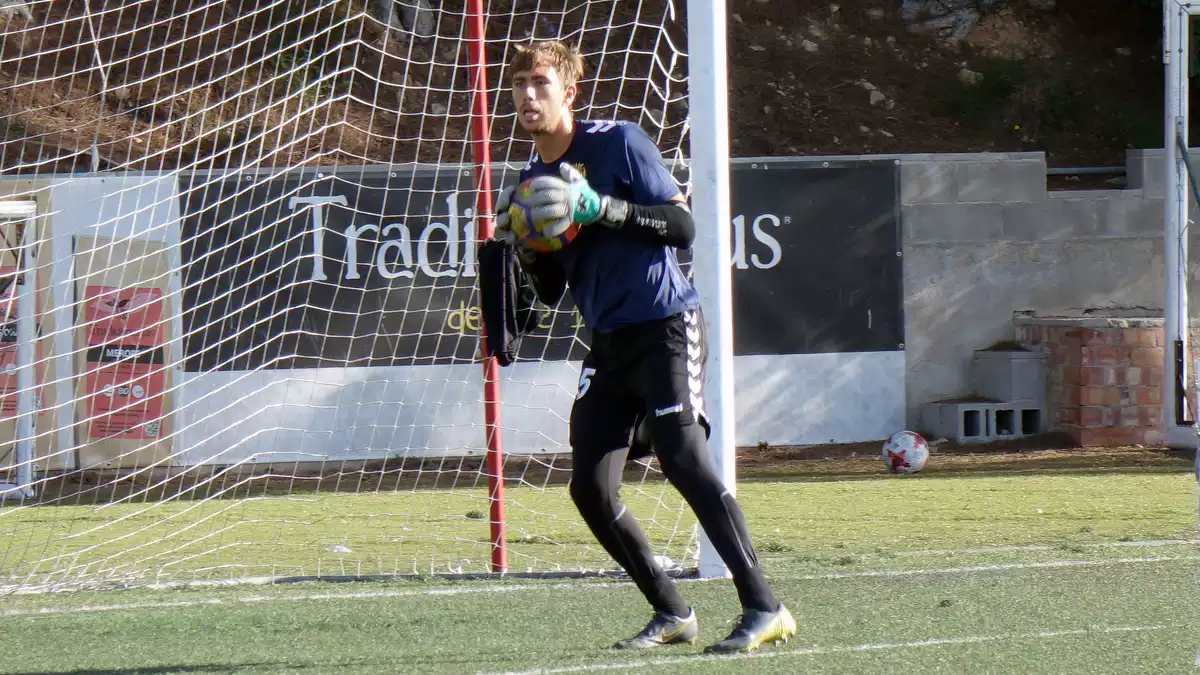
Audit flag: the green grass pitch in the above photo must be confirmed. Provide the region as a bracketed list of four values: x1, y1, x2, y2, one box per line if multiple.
[2, 448, 1199, 673]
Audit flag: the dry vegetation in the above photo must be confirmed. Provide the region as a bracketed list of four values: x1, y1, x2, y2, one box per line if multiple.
[0, 0, 1169, 175]
[0, 0, 686, 174]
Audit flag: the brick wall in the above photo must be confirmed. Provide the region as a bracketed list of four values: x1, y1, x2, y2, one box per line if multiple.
[1014, 317, 1199, 446]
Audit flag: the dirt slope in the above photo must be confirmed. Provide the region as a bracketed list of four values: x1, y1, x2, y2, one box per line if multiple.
[0, 0, 1168, 174]
[726, 0, 1165, 167]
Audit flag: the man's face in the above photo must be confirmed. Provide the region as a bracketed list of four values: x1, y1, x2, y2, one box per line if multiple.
[511, 62, 575, 135]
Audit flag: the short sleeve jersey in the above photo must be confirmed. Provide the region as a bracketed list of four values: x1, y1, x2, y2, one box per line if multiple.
[519, 119, 700, 334]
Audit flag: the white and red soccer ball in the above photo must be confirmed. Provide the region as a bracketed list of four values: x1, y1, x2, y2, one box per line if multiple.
[882, 430, 929, 474]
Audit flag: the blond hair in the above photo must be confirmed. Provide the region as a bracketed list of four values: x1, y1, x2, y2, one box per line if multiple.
[508, 41, 585, 88]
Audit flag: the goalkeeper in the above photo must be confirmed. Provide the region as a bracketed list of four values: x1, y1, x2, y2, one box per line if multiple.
[491, 40, 795, 654]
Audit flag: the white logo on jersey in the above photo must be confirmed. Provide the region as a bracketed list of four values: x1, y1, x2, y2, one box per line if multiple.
[586, 120, 617, 134]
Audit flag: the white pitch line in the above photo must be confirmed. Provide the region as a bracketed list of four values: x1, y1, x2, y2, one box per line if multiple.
[2, 554, 1193, 619]
[0, 580, 626, 618]
[794, 554, 1197, 580]
[478, 624, 1173, 675]
[892, 539, 1199, 557]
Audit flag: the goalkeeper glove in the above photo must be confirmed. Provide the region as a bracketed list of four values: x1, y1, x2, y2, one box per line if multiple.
[525, 163, 696, 248]
[526, 164, 608, 233]
[491, 184, 537, 263]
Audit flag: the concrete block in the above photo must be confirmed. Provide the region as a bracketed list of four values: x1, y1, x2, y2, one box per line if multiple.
[970, 349, 1047, 404]
[1125, 149, 1167, 199]
[900, 161, 956, 205]
[953, 159, 1047, 203]
[904, 151, 1045, 162]
[903, 202, 1005, 243]
[1125, 147, 1200, 200]
[920, 398, 1044, 444]
[920, 399, 996, 444]
[989, 400, 1045, 438]
[1001, 199, 1100, 241]
[1096, 196, 1163, 238]
[901, 155, 1047, 205]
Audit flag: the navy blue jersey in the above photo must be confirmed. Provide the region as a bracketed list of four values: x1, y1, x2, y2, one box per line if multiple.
[519, 119, 700, 334]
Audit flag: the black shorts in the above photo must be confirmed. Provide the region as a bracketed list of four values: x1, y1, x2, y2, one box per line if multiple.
[569, 307, 710, 461]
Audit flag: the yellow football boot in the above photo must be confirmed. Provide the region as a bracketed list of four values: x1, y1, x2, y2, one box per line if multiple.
[703, 604, 797, 654]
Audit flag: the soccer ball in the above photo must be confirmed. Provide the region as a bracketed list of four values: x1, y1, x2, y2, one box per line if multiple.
[507, 178, 582, 253]
[882, 430, 929, 474]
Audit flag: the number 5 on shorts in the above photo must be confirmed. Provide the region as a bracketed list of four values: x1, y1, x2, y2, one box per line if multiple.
[577, 367, 596, 399]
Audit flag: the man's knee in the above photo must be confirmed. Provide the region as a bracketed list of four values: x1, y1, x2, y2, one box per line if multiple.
[569, 460, 621, 518]
[567, 472, 598, 505]
[649, 417, 724, 490]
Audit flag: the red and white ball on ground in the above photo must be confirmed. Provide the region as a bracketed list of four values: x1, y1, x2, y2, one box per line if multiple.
[882, 430, 929, 474]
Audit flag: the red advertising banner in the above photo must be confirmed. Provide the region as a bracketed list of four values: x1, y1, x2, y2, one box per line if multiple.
[81, 285, 167, 440]
[0, 341, 17, 416]
[84, 354, 164, 440]
[0, 264, 43, 418]
[0, 338, 46, 417]
[0, 264, 16, 325]
[82, 286, 163, 348]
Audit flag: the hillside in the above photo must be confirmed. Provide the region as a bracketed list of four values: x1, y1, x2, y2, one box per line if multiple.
[0, 0, 1169, 175]
[727, 0, 1165, 168]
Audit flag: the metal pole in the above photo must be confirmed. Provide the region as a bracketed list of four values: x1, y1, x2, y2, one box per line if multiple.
[14, 215, 37, 497]
[686, 0, 736, 579]
[0, 201, 41, 500]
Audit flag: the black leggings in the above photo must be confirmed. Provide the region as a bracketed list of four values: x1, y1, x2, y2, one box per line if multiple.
[567, 310, 777, 615]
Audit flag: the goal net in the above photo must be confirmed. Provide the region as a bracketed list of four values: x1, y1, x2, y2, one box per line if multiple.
[0, 0, 707, 593]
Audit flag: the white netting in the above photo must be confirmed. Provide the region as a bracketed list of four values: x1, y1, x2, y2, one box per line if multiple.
[0, 0, 698, 593]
